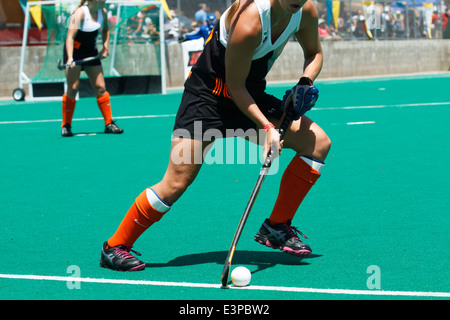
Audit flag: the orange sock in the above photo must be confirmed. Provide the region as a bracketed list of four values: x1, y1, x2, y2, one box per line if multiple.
[107, 188, 171, 248]
[97, 91, 113, 126]
[62, 94, 76, 127]
[269, 156, 323, 225]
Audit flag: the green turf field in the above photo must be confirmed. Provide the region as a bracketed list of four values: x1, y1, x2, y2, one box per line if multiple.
[0, 74, 449, 302]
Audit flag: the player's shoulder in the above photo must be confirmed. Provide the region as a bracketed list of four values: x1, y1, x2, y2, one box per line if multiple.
[299, 0, 319, 30]
[72, 6, 86, 20]
[229, 1, 262, 39]
[301, 0, 319, 20]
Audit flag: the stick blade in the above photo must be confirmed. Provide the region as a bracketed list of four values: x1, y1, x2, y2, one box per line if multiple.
[221, 245, 237, 288]
[220, 262, 231, 288]
[56, 59, 65, 70]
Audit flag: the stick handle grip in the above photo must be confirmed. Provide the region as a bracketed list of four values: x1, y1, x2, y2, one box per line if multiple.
[263, 109, 294, 168]
[279, 109, 294, 140]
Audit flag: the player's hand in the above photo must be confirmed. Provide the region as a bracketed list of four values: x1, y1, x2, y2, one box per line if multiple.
[100, 47, 109, 59]
[282, 77, 319, 120]
[66, 59, 75, 69]
[263, 126, 283, 163]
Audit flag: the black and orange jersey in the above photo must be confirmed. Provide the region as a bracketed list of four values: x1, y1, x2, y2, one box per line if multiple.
[184, 0, 302, 103]
[184, 24, 268, 102]
[64, 6, 104, 62]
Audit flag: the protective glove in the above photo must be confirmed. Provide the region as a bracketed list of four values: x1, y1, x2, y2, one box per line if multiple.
[281, 77, 319, 120]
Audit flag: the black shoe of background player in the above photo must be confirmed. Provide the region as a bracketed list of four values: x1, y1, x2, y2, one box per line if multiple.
[105, 121, 123, 134]
[61, 124, 73, 137]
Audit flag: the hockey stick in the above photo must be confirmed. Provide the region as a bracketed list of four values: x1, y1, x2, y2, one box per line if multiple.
[220, 109, 295, 288]
[57, 54, 102, 70]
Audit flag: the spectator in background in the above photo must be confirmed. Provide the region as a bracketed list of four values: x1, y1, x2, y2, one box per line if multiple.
[442, 9, 448, 31]
[128, 10, 144, 38]
[443, 8, 450, 39]
[107, 4, 117, 33]
[141, 17, 160, 45]
[328, 23, 343, 40]
[318, 19, 342, 41]
[352, 10, 366, 38]
[184, 13, 216, 41]
[343, 11, 354, 37]
[318, 19, 331, 40]
[392, 12, 405, 37]
[194, 3, 208, 23]
[381, 5, 393, 38]
[336, 15, 345, 36]
[165, 9, 192, 44]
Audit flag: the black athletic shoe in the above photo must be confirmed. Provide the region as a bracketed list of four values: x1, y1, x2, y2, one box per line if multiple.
[254, 219, 311, 257]
[104, 121, 123, 134]
[100, 241, 145, 271]
[61, 124, 73, 137]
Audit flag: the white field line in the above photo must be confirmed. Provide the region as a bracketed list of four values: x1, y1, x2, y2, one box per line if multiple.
[0, 101, 449, 125]
[316, 101, 450, 111]
[346, 121, 376, 125]
[0, 114, 176, 125]
[0, 273, 449, 298]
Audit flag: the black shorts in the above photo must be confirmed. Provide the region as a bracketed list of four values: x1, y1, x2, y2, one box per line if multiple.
[173, 89, 284, 140]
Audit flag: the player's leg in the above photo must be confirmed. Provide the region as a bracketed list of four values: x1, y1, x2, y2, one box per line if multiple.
[84, 64, 123, 133]
[61, 66, 81, 136]
[271, 115, 330, 221]
[254, 115, 331, 257]
[101, 138, 212, 271]
[281, 115, 331, 162]
[152, 138, 212, 204]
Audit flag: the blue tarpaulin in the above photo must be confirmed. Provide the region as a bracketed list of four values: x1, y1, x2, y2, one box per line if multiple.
[391, 0, 438, 8]
[390, 0, 439, 13]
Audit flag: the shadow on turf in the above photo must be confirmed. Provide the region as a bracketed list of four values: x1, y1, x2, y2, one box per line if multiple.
[146, 250, 322, 274]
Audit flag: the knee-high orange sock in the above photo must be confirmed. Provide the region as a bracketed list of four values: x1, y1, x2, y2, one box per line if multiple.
[62, 94, 76, 127]
[107, 188, 171, 248]
[269, 156, 323, 225]
[97, 91, 113, 126]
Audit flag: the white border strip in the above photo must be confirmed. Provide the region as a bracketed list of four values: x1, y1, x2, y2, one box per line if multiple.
[1, 274, 449, 298]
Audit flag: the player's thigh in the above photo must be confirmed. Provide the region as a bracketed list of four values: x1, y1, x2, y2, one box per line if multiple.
[65, 67, 82, 96]
[84, 65, 106, 96]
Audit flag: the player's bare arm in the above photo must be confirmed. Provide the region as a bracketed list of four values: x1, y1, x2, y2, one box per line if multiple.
[225, 1, 282, 159]
[225, 2, 269, 129]
[295, 0, 323, 81]
[66, 8, 84, 64]
[101, 7, 109, 58]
